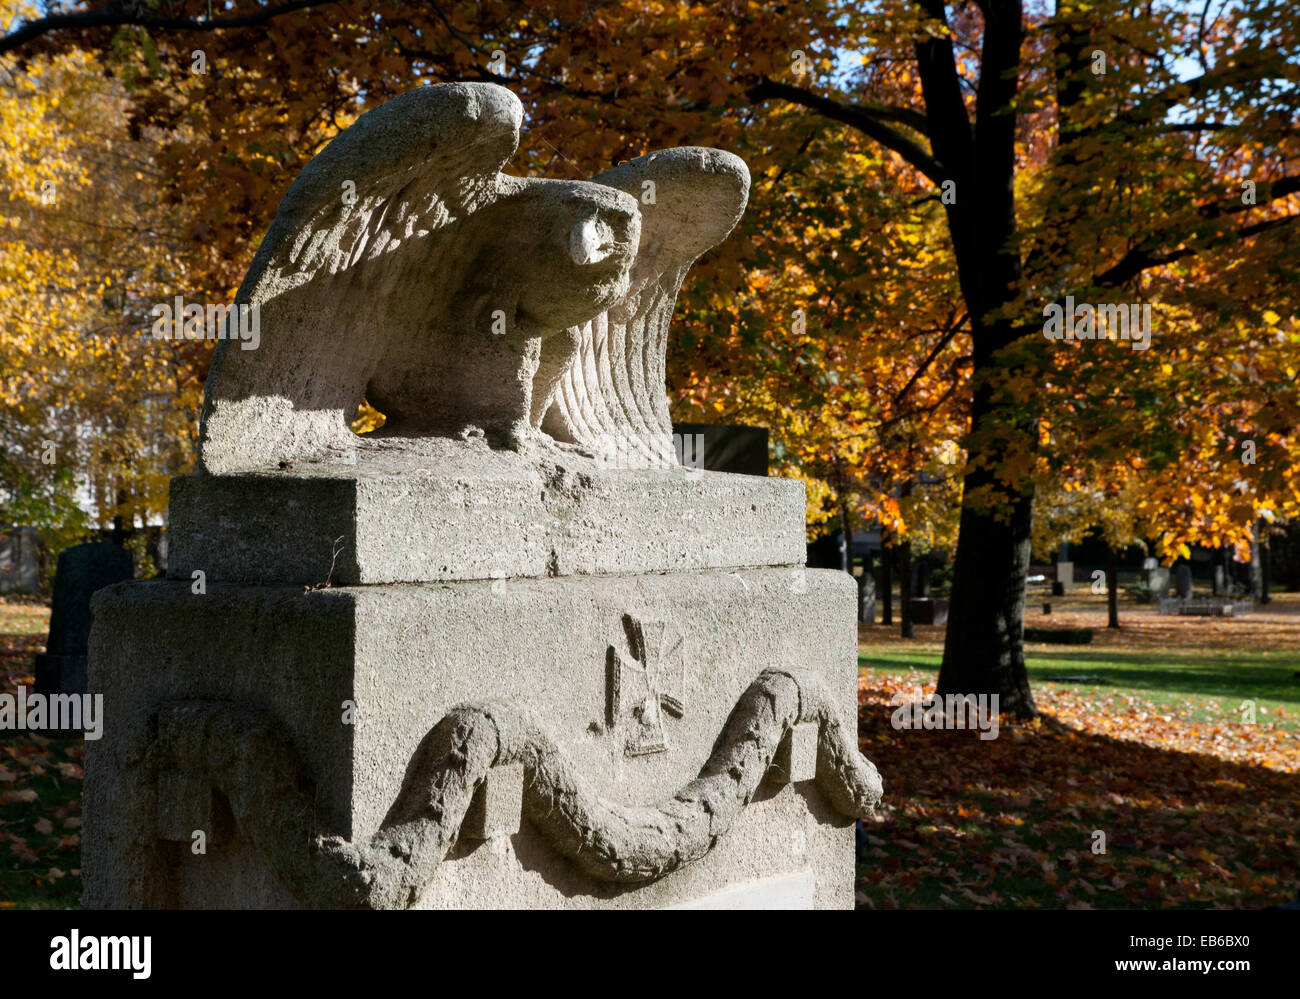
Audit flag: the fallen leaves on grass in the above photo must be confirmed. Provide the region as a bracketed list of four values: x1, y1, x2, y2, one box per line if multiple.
[0, 607, 84, 906]
[857, 670, 1300, 909]
[1044, 685, 1297, 772]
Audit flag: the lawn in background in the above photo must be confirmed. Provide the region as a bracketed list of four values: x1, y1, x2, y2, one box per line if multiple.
[856, 591, 1300, 908]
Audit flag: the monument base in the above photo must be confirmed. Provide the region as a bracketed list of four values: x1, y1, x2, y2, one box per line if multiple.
[86, 567, 867, 909]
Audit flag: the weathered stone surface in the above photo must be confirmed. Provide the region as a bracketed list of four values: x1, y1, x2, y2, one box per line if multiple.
[198, 83, 747, 473]
[167, 443, 804, 585]
[772, 722, 819, 784]
[665, 870, 815, 909]
[85, 567, 864, 909]
[155, 770, 214, 843]
[462, 763, 525, 841]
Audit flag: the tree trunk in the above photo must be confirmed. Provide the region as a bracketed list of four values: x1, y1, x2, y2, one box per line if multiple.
[937, 481, 1036, 716]
[1261, 538, 1271, 605]
[881, 539, 893, 626]
[749, 1, 1034, 710]
[838, 496, 853, 574]
[899, 538, 914, 639]
[111, 487, 131, 547]
[923, 1, 1033, 713]
[1249, 521, 1265, 601]
[1106, 544, 1120, 629]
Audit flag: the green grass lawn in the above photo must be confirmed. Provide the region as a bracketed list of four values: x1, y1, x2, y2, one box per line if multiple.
[861, 647, 1299, 729]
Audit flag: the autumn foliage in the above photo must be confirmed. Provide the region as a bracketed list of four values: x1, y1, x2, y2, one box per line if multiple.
[1, 1, 1297, 703]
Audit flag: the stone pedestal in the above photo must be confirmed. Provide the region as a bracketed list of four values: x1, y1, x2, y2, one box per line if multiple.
[86, 465, 878, 910]
[165, 440, 804, 587]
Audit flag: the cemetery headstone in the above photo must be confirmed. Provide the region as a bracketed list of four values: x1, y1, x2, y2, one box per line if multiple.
[0, 525, 39, 594]
[85, 83, 882, 911]
[1143, 557, 1171, 598]
[1174, 563, 1193, 599]
[35, 542, 133, 702]
[913, 558, 932, 599]
[909, 597, 949, 626]
[807, 531, 849, 571]
[858, 559, 877, 624]
[1213, 564, 1228, 595]
[1055, 560, 1074, 592]
[670, 423, 768, 476]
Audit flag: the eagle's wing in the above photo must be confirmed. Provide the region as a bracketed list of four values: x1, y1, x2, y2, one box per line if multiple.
[538, 148, 750, 466]
[198, 84, 523, 473]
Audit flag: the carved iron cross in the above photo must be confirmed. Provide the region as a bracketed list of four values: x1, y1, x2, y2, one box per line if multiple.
[607, 614, 685, 757]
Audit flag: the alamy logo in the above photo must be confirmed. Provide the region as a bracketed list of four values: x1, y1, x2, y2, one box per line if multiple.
[889, 687, 1000, 740]
[50, 930, 151, 979]
[591, 433, 706, 470]
[1043, 297, 1152, 351]
[0, 685, 103, 740]
[150, 296, 260, 350]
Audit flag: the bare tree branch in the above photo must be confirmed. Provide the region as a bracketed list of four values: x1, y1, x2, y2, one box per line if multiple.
[746, 77, 944, 185]
[1095, 212, 1300, 287]
[0, 0, 342, 57]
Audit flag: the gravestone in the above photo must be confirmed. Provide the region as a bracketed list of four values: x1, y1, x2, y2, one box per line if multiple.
[1143, 557, 1171, 598]
[858, 555, 876, 624]
[913, 558, 932, 598]
[807, 531, 849, 571]
[1055, 560, 1074, 592]
[0, 525, 39, 594]
[34, 542, 133, 702]
[909, 597, 949, 626]
[85, 83, 882, 911]
[670, 423, 768, 476]
[1174, 563, 1193, 599]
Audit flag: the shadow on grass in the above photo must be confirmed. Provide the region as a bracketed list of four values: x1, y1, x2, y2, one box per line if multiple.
[855, 685, 1300, 909]
[0, 628, 83, 909]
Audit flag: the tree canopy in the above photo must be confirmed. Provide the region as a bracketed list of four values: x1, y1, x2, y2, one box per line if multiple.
[2, 1, 1297, 710]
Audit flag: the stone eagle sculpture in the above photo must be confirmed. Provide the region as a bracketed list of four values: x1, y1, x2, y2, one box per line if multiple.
[197, 83, 749, 473]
